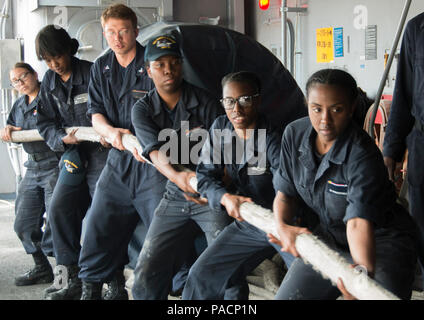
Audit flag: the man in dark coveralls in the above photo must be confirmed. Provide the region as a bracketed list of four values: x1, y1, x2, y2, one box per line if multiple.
[383, 12, 424, 290]
[77, 4, 167, 299]
[130, 34, 232, 300]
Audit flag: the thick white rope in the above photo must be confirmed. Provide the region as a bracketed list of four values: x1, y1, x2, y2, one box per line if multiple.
[7, 127, 400, 300]
[238, 202, 399, 300]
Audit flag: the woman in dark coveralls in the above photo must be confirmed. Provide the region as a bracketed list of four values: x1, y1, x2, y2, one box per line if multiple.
[34, 25, 109, 300]
[269, 69, 417, 300]
[1, 62, 60, 286]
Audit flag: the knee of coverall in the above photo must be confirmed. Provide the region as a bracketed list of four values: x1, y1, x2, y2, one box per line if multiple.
[13, 196, 44, 241]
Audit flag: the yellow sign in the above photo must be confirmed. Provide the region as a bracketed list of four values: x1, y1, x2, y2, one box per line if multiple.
[316, 27, 334, 63]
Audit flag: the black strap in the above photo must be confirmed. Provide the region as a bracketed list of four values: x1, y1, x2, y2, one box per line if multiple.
[28, 150, 57, 162]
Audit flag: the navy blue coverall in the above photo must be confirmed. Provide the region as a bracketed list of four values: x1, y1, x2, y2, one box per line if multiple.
[383, 12, 424, 285]
[182, 115, 295, 300]
[7, 93, 60, 257]
[275, 117, 417, 300]
[78, 42, 168, 282]
[37, 56, 109, 266]
[131, 81, 232, 300]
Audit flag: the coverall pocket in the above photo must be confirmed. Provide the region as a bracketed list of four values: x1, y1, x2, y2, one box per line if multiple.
[324, 181, 348, 220]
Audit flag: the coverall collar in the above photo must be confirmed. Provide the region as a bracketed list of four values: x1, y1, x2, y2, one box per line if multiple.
[298, 120, 351, 183]
[22, 92, 41, 115]
[150, 81, 199, 118]
[220, 114, 269, 170]
[48, 56, 83, 92]
[103, 41, 147, 100]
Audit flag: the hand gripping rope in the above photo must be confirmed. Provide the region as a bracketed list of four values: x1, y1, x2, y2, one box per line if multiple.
[6, 127, 400, 300]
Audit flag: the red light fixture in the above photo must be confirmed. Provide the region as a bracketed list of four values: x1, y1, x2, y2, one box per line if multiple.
[259, 0, 270, 10]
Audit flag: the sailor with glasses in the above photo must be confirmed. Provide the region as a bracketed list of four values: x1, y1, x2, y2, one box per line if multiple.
[76, 4, 168, 300]
[182, 71, 300, 300]
[11, 71, 31, 87]
[1, 62, 61, 287]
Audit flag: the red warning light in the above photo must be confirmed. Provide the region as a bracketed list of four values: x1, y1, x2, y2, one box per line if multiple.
[259, 0, 270, 10]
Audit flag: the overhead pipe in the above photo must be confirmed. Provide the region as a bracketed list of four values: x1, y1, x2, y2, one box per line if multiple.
[280, 2, 307, 74]
[367, 0, 412, 139]
[281, 0, 288, 67]
[0, 0, 22, 187]
[287, 18, 295, 75]
[264, 17, 295, 74]
[0, 0, 10, 40]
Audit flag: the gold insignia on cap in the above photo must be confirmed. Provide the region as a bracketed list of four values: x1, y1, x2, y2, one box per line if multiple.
[152, 36, 176, 49]
[64, 159, 78, 173]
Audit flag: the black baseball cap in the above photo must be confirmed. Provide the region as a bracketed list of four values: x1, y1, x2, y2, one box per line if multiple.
[57, 146, 86, 186]
[144, 35, 181, 62]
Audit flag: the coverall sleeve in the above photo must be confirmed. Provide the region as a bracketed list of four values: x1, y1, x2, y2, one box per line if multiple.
[344, 148, 391, 226]
[36, 79, 67, 152]
[87, 63, 108, 118]
[383, 19, 416, 162]
[196, 118, 227, 210]
[274, 126, 299, 198]
[267, 131, 283, 193]
[6, 101, 18, 126]
[131, 97, 164, 161]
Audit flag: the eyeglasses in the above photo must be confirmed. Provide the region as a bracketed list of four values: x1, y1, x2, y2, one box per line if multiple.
[220, 94, 260, 110]
[104, 29, 130, 38]
[11, 71, 30, 87]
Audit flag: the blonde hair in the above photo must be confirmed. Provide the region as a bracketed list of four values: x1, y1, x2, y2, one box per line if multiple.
[101, 3, 138, 29]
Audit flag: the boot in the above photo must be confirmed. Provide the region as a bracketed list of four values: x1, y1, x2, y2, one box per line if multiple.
[43, 265, 67, 298]
[15, 251, 53, 286]
[103, 271, 128, 300]
[80, 281, 103, 300]
[45, 265, 81, 300]
[43, 282, 60, 298]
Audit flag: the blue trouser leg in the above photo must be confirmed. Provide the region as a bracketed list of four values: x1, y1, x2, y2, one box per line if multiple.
[406, 131, 424, 289]
[171, 233, 208, 294]
[372, 228, 417, 300]
[223, 240, 295, 300]
[126, 220, 148, 270]
[14, 167, 58, 255]
[40, 168, 59, 257]
[80, 146, 109, 243]
[78, 159, 167, 282]
[408, 185, 424, 287]
[78, 180, 139, 282]
[182, 220, 291, 300]
[49, 181, 90, 265]
[132, 191, 231, 300]
[41, 219, 54, 257]
[49, 145, 107, 266]
[125, 211, 202, 294]
[274, 257, 341, 300]
[84, 145, 109, 198]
